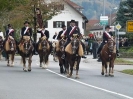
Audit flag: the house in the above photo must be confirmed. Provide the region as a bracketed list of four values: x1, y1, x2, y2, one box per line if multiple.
[87, 13, 116, 38]
[39, 0, 88, 40]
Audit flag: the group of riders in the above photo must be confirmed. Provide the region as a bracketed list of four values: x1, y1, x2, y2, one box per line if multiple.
[0, 19, 119, 61]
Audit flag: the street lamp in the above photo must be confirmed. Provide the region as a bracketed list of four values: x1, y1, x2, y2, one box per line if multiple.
[103, 0, 105, 31]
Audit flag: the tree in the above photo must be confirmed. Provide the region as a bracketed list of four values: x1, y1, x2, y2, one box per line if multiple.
[116, 0, 133, 30]
[0, 0, 63, 41]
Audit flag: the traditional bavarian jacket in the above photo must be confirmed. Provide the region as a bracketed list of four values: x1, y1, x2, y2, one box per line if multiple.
[103, 31, 113, 43]
[6, 29, 14, 39]
[37, 29, 49, 39]
[21, 27, 32, 38]
[65, 26, 81, 41]
[57, 29, 67, 40]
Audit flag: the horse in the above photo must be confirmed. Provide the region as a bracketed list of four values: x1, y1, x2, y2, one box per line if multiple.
[4, 36, 16, 66]
[65, 34, 83, 78]
[18, 36, 34, 71]
[37, 36, 50, 69]
[51, 40, 58, 62]
[100, 38, 116, 77]
[0, 36, 4, 60]
[55, 37, 66, 74]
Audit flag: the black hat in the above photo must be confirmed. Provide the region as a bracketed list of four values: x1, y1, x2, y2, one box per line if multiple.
[61, 24, 66, 28]
[105, 25, 111, 29]
[70, 19, 76, 23]
[8, 24, 12, 27]
[24, 21, 30, 24]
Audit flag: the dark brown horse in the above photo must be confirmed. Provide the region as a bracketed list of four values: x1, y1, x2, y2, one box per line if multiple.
[19, 36, 34, 71]
[38, 36, 50, 69]
[55, 38, 66, 74]
[0, 36, 4, 60]
[4, 36, 16, 66]
[100, 38, 116, 77]
[65, 35, 83, 78]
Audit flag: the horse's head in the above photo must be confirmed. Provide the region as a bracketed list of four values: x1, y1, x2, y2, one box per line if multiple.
[107, 38, 115, 52]
[0, 36, 3, 51]
[71, 38, 80, 54]
[23, 39, 32, 54]
[8, 38, 16, 51]
[59, 38, 66, 52]
[40, 39, 48, 52]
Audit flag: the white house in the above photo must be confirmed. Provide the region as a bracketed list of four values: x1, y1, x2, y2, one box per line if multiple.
[39, 0, 88, 40]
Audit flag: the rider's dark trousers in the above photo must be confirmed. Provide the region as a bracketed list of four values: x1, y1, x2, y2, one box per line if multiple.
[97, 42, 106, 54]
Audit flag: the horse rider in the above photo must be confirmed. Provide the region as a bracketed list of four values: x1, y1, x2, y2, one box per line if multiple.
[53, 32, 58, 40]
[20, 21, 38, 55]
[57, 24, 67, 40]
[61, 19, 87, 59]
[97, 25, 120, 58]
[3, 24, 18, 53]
[36, 25, 52, 52]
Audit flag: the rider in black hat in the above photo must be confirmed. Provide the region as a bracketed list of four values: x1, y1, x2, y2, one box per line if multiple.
[20, 21, 38, 55]
[97, 25, 119, 61]
[61, 19, 87, 59]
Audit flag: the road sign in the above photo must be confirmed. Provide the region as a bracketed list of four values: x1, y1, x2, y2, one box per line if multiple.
[100, 16, 108, 25]
[115, 23, 121, 30]
[126, 20, 133, 33]
[118, 32, 126, 35]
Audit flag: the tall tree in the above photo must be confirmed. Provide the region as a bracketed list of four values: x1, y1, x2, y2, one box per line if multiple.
[116, 0, 133, 30]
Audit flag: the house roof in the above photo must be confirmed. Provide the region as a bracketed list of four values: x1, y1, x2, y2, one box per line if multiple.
[64, 0, 88, 23]
[87, 13, 117, 31]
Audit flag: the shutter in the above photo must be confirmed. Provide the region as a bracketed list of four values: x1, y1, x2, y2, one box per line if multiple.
[53, 21, 56, 28]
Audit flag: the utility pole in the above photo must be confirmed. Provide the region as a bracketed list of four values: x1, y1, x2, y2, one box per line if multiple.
[33, 4, 37, 42]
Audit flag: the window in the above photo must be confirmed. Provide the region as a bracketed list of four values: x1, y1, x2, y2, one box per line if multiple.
[67, 21, 79, 27]
[53, 21, 65, 28]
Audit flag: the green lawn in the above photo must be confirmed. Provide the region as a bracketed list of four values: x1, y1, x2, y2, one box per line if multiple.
[115, 58, 133, 65]
[121, 69, 133, 75]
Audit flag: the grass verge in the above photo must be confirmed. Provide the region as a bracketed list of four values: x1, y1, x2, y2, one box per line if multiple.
[115, 58, 133, 65]
[120, 69, 133, 75]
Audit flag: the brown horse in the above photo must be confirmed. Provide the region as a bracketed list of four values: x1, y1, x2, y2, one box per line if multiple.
[100, 38, 116, 77]
[55, 37, 66, 74]
[0, 36, 4, 60]
[19, 36, 34, 71]
[65, 35, 83, 78]
[4, 36, 16, 66]
[38, 36, 50, 69]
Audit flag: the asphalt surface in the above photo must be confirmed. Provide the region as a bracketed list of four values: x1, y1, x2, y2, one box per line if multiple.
[0, 55, 133, 99]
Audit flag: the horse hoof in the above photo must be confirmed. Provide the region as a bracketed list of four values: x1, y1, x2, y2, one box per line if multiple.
[28, 69, 31, 72]
[23, 68, 27, 72]
[40, 65, 42, 67]
[75, 76, 79, 79]
[105, 74, 108, 77]
[101, 72, 104, 75]
[7, 64, 10, 66]
[109, 74, 114, 77]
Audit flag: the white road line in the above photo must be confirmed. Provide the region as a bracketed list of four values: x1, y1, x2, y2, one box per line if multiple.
[46, 69, 133, 99]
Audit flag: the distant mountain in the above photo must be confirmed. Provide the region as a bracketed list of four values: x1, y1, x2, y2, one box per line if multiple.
[71, 0, 121, 19]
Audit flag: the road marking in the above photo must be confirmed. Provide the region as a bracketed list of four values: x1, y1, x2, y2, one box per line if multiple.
[46, 69, 133, 99]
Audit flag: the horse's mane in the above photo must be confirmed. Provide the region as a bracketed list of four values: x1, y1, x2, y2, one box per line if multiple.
[5, 37, 16, 51]
[55, 41, 60, 51]
[65, 42, 83, 56]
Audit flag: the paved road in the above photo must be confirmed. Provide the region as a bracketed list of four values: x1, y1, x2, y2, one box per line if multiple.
[0, 55, 133, 99]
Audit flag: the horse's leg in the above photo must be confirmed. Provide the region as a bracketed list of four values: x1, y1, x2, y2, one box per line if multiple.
[67, 61, 74, 78]
[109, 61, 111, 76]
[105, 62, 108, 77]
[11, 53, 15, 67]
[59, 58, 64, 74]
[75, 57, 81, 79]
[109, 60, 114, 77]
[28, 55, 32, 72]
[7, 54, 10, 66]
[22, 57, 27, 72]
[39, 54, 43, 67]
[101, 61, 105, 75]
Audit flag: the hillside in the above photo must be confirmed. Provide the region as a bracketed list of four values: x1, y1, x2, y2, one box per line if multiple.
[71, 0, 121, 19]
